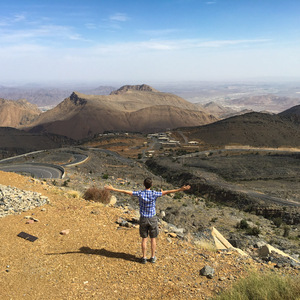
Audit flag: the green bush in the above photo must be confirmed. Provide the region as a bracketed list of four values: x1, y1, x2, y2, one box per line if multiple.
[237, 219, 249, 230]
[215, 271, 300, 300]
[246, 226, 261, 236]
[102, 173, 109, 179]
[273, 217, 283, 228]
[283, 225, 290, 237]
[173, 192, 183, 200]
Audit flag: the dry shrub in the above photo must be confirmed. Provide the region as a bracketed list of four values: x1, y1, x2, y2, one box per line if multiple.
[83, 187, 111, 204]
[215, 271, 300, 300]
[193, 240, 216, 251]
[67, 190, 81, 198]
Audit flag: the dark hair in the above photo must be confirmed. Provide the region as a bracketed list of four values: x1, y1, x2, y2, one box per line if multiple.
[144, 177, 152, 189]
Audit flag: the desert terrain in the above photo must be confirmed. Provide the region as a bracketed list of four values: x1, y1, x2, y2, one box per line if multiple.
[0, 148, 299, 299]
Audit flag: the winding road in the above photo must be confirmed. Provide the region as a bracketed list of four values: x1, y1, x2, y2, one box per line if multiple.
[0, 164, 63, 179]
[0, 151, 88, 179]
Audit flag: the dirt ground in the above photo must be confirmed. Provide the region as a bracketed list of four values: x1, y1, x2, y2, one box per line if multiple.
[2, 170, 298, 300]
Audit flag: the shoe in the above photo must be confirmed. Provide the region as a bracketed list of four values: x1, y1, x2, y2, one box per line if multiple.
[141, 257, 147, 264]
[149, 256, 156, 263]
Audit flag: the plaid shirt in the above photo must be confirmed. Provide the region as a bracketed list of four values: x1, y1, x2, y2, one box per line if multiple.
[132, 189, 163, 218]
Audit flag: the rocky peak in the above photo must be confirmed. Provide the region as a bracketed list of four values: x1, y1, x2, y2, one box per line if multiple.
[69, 92, 87, 106]
[110, 84, 158, 95]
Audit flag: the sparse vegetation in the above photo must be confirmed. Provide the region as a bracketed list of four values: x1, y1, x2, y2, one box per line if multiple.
[173, 192, 183, 200]
[246, 226, 261, 236]
[237, 219, 249, 230]
[273, 217, 283, 228]
[283, 225, 290, 237]
[83, 186, 111, 204]
[62, 179, 70, 187]
[215, 271, 300, 300]
[236, 219, 260, 236]
[102, 173, 109, 179]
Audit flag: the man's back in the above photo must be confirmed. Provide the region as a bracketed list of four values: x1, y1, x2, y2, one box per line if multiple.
[132, 189, 162, 218]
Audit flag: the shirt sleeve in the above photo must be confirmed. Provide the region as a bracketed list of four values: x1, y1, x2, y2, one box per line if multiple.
[132, 191, 139, 197]
[154, 191, 162, 197]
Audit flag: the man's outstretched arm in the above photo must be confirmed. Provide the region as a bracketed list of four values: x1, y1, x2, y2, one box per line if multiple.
[161, 185, 191, 196]
[104, 185, 133, 196]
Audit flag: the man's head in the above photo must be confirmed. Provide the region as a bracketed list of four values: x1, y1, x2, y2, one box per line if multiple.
[143, 177, 152, 189]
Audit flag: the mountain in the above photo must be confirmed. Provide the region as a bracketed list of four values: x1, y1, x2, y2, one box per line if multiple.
[25, 85, 217, 140]
[110, 84, 159, 94]
[279, 105, 300, 124]
[0, 127, 74, 159]
[0, 85, 115, 107]
[230, 94, 300, 112]
[200, 101, 238, 118]
[0, 98, 41, 127]
[177, 111, 300, 148]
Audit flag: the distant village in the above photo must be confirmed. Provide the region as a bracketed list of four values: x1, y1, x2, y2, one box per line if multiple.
[97, 131, 200, 158]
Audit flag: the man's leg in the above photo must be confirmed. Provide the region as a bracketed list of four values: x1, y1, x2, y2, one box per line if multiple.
[150, 237, 156, 258]
[141, 237, 148, 258]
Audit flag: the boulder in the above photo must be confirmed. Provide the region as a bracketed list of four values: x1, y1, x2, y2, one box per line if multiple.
[200, 265, 215, 279]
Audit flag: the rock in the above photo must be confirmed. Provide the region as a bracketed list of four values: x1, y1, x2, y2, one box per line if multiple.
[60, 229, 70, 235]
[26, 219, 35, 224]
[200, 266, 215, 278]
[258, 244, 299, 262]
[168, 224, 184, 235]
[168, 233, 177, 238]
[254, 241, 267, 248]
[160, 210, 166, 218]
[109, 196, 117, 205]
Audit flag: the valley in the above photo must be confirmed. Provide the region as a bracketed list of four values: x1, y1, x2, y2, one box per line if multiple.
[1, 142, 299, 259]
[0, 83, 299, 260]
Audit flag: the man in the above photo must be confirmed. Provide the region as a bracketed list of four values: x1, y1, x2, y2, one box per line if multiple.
[105, 178, 191, 264]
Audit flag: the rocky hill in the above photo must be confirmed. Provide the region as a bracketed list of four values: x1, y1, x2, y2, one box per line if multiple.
[200, 101, 238, 119]
[0, 158, 299, 299]
[25, 85, 217, 140]
[0, 85, 115, 107]
[0, 98, 40, 127]
[177, 111, 300, 147]
[0, 127, 75, 159]
[231, 94, 300, 112]
[279, 104, 300, 124]
[110, 84, 159, 94]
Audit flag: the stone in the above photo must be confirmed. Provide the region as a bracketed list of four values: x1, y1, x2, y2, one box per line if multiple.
[109, 196, 117, 205]
[60, 229, 70, 235]
[254, 241, 267, 248]
[26, 219, 35, 224]
[200, 265, 215, 278]
[168, 232, 177, 238]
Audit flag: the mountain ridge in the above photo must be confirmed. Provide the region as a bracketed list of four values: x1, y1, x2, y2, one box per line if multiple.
[23, 85, 217, 140]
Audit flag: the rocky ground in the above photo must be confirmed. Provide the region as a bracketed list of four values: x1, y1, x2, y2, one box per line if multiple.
[0, 170, 299, 300]
[3, 147, 299, 258]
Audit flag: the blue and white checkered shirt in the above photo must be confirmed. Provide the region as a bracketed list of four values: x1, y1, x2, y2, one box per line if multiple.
[132, 190, 163, 218]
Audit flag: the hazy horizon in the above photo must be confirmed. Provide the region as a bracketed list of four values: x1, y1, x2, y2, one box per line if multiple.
[1, 0, 300, 83]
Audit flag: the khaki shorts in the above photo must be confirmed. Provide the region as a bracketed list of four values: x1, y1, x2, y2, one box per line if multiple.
[139, 216, 159, 238]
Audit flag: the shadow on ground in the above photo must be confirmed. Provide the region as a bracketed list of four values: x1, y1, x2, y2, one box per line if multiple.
[47, 246, 140, 263]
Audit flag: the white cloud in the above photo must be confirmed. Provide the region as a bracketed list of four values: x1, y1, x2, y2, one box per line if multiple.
[109, 13, 129, 22]
[0, 24, 88, 44]
[138, 28, 182, 37]
[0, 36, 298, 83]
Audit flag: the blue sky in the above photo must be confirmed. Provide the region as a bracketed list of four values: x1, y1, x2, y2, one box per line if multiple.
[0, 0, 300, 84]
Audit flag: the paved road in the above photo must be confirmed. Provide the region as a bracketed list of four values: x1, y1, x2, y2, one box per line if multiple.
[0, 151, 88, 179]
[0, 163, 63, 179]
